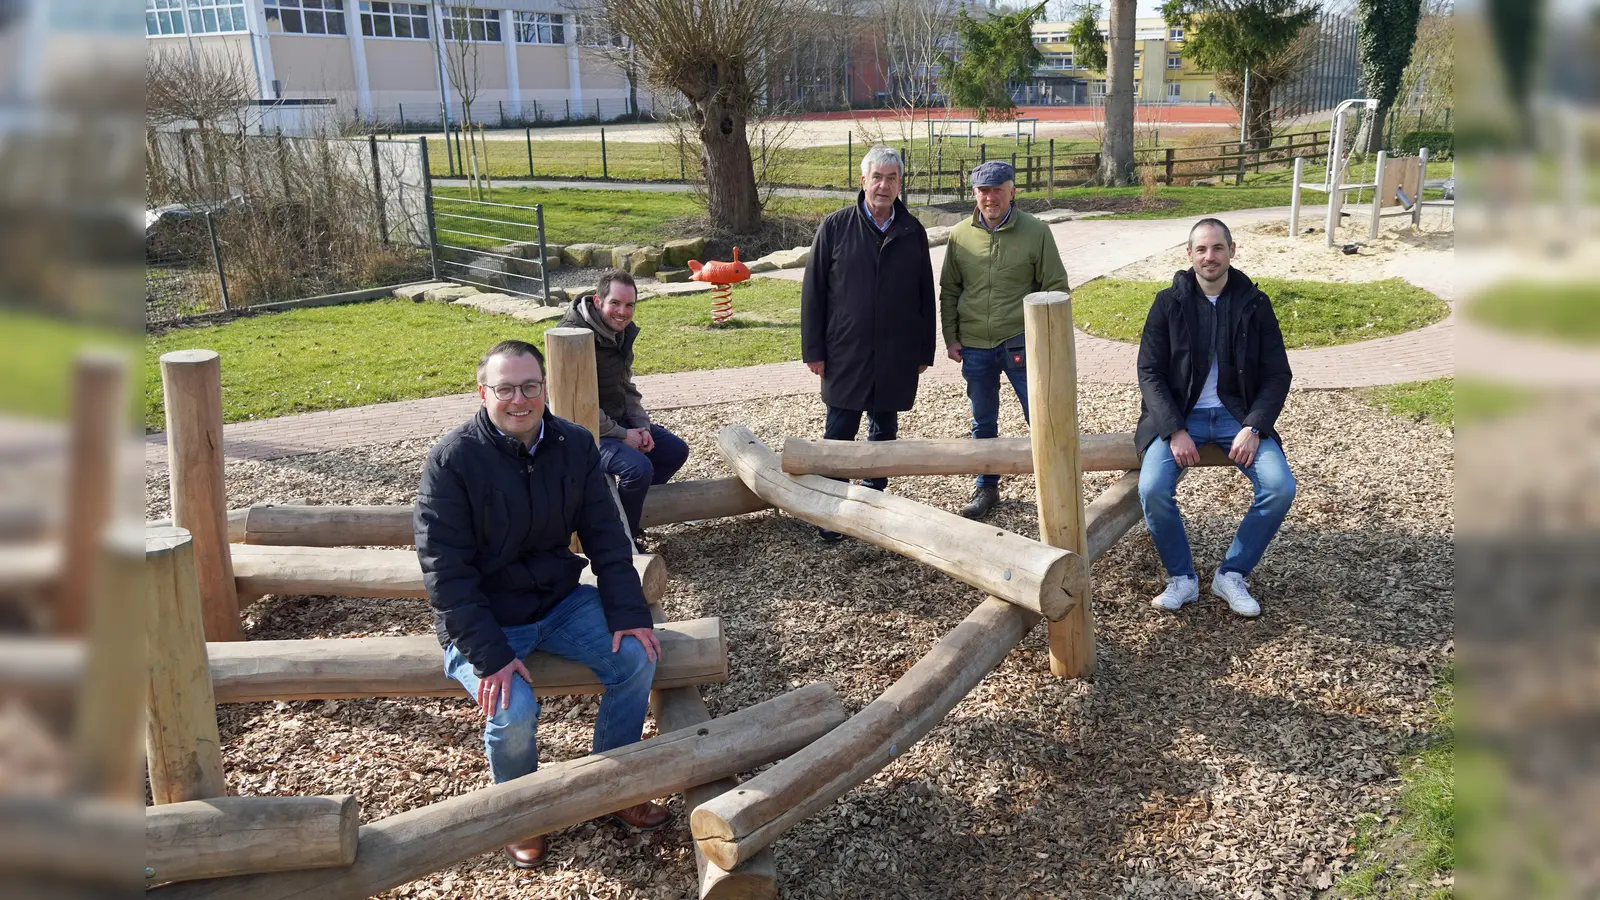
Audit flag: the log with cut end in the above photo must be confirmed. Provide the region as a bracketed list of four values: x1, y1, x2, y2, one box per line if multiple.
[146, 795, 359, 885]
[779, 433, 1231, 479]
[228, 545, 665, 605]
[208, 617, 727, 703]
[688, 473, 1146, 871]
[148, 682, 848, 900]
[717, 425, 1086, 621]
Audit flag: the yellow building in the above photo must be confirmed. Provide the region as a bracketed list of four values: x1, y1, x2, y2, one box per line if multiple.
[1027, 16, 1220, 106]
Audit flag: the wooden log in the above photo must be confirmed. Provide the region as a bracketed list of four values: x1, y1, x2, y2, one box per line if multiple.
[1027, 292, 1094, 679]
[226, 480, 772, 547]
[0, 796, 142, 888]
[778, 433, 1230, 478]
[545, 327, 600, 444]
[648, 610, 778, 900]
[70, 523, 147, 800]
[0, 637, 80, 702]
[148, 682, 849, 900]
[161, 350, 242, 642]
[208, 617, 727, 703]
[55, 351, 127, 634]
[640, 477, 771, 529]
[228, 545, 665, 604]
[687, 473, 1147, 871]
[717, 425, 1086, 621]
[1085, 471, 1142, 563]
[146, 795, 359, 885]
[146, 526, 226, 804]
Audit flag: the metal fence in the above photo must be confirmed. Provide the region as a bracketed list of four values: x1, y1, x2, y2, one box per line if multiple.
[363, 97, 649, 134]
[145, 131, 433, 323]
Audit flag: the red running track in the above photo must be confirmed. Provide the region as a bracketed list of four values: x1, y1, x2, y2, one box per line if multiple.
[786, 106, 1240, 124]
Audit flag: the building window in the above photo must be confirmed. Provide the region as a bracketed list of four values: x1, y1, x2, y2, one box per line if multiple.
[1041, 51, 1073, 70]
[146, 0, 185, 34]
[266, 0, 347, 35]
[361, 1, 429, 38]
[1167, 81, 1181, 100]
[442, 5, 501, 42]
[1091, 79, 1106, 99]
[1132, 49, 1141, 68]
[1168, 25, 1183, 40]
[1167, 51, 1181, 69]
[147, 0, 247, 34]
[514, 11, 563, 44]
[573, 15, 624, 47]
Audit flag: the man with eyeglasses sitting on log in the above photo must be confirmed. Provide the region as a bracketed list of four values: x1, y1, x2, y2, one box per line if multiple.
[414, 339, 670, 870]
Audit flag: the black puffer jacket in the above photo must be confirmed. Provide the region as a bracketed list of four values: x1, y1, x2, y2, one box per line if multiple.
[415, 407, 650, 677]
[1134, 268, 1293, 458]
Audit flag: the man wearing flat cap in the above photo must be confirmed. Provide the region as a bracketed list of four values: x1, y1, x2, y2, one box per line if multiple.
[939, 160, 1070, 520]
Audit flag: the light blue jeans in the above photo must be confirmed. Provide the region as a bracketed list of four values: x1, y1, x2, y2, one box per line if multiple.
[443, 584, 656, 783]
[1137, 406, 1296, 579]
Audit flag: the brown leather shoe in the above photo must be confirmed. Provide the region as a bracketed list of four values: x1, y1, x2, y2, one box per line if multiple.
[608, 801, 672, 832]
[504, 834, 547, 869]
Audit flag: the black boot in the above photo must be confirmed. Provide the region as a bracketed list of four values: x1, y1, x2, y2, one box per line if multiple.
[960, 485, 1000, 520]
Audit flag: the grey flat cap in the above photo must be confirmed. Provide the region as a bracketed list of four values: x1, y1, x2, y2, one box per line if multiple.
[970, 160, 1016, 187]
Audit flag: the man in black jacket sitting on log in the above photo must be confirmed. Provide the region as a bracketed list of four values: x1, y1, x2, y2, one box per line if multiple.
[800, 145, 936, 542]
[1135, 218, 1297, 618]
[414, 339, 669, 869]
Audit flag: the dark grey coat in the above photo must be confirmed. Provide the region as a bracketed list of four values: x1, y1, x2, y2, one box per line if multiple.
[800, 195, 936, 412]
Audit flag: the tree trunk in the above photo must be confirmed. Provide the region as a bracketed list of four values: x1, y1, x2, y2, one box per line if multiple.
[1357, 97, 1390, 154]
[1248, 81, 1274, 147]
[695, 91, 762, 233]
[1096, 0, 1137, 186]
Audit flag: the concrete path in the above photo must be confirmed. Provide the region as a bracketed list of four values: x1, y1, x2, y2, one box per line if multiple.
[140, 206, 1455, 469]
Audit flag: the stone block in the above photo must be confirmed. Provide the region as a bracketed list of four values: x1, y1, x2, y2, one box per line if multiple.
[662, 237, 707, 267]
[394, 282, 453, 301]
[628, 246, 663, 277]
[746, 259, 778, 274]
[657, 267, 692, 283]
[767, 247, 809, 269]
[609, 244, 640, 269]
[562, 243, 606, 267]
[424, 285, 480, 303]
[923, 226, 951, 247]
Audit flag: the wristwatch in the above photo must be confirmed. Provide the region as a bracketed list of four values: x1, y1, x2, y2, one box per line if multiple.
[1247, 426, 1260, 435]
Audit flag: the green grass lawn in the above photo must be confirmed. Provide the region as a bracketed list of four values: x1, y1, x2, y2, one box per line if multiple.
[0, 309, 140, 421]
[143, 280, 805, 432]
[1462, 280, 1600, 345]
[432, 186, 840, 250]
[1362, 378, 1454, 429]
[1072, 277, 1449, 348]
[1335, 671, 1454, 899]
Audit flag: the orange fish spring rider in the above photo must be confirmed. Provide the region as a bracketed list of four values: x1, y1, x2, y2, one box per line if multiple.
[688, 249, 751, 325]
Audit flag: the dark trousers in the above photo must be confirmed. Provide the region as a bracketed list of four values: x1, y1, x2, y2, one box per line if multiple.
[823, 406, 899, 491]
[597, 424, 691, 536]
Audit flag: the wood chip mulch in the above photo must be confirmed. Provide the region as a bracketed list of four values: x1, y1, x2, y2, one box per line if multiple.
[144, 383, 1454, 899]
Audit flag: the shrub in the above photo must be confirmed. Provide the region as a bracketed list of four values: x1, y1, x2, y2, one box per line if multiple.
[1400, 130, 1454, 158]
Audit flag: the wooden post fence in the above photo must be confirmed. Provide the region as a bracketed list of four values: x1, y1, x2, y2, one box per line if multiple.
[146, 526, 227, 805]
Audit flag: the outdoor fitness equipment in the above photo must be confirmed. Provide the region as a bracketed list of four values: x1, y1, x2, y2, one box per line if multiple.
[688, 249, 751, 326]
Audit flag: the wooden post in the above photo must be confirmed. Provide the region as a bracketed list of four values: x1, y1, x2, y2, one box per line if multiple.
[1164, 146, 1175, 184]
[1288, 156, 1305, 238]
[55, 351, 128, 634]
[70, 523, 147, 800]
[160, 350, 242, 642]
[544, 327, 600, 444]
[1413, 146, 1429, 227]
[146, 527, 227, 804]
[1024, 292, 1092, 678]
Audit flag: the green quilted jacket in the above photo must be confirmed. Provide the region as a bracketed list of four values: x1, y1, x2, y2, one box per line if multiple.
[938, 207, 1070, 350]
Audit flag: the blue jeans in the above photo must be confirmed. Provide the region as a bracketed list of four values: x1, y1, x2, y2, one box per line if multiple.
[962, 343, 1030, 489]
[443, 584, 656, 783]
[598, 425, 690, 536]
[1137, 407, 1296, 579]
[824, 406, 898, 491]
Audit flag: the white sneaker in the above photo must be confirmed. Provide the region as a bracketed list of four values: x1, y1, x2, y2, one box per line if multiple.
[1150, 576, 1199, 611]
[1211, 571, 1261, 617]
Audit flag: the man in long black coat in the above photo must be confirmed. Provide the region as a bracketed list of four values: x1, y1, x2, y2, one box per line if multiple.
[800, 145, 936, 542]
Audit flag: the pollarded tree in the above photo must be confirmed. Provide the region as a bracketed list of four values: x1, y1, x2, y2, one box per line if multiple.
[1096, 0, 1137, 185]
[1160, 0, 1319, 145]
[1354, 0, 1423, 153]
[592, 0, 799, 232]
[941, 2, 1047, 123]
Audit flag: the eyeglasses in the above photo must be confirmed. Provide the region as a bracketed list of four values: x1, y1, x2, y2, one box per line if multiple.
[482, 381, 546, 401]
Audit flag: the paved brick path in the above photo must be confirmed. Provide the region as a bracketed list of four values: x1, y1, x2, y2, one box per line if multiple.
[141, 207, 1455, 469]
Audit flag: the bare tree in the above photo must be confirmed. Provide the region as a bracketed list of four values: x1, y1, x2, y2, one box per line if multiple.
[1396, 0, 1453, 128]
[590, 0, 802, 232]
[435, 5, 488, 198]
[146, 46, 264, 202]
[877, 0, 962, 110]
